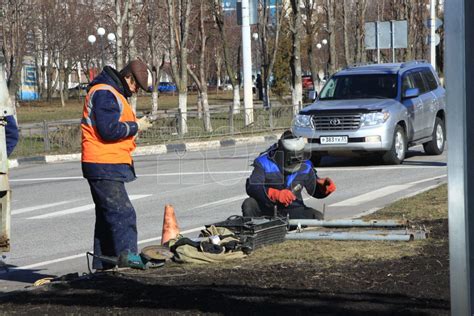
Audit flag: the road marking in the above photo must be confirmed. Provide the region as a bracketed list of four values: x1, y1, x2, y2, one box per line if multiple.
[188, 195, 248, 210]
[330, 175, 447, 207]
[10, 176, 83, 182]
[12, 199, 82, 215]
[329, 185, 413, 207]
[11, 227, 204, 271]
[27, 195, 152, 220]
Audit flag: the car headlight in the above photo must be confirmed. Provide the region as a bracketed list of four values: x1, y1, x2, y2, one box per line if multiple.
[294, 114, 312, 128]
[360, 112, 390, 127]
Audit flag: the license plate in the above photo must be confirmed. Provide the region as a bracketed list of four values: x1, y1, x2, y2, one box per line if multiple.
[320, 136, 348, 144]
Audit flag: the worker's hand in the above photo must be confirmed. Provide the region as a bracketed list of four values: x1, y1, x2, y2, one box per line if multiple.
[137, 116, 152, 132]
[267, 188, 296, 207]
[316, 177, 336, 196]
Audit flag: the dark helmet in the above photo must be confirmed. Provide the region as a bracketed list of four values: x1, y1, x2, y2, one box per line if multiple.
[274, 130, 307, 173]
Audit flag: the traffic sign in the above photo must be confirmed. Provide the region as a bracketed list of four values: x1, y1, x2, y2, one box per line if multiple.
[426, 33, 441, 46]
[424, 18, 443, 30]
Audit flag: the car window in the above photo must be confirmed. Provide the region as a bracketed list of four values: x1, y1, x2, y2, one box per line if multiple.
[402, 74, 415, 93]
[409, 71, 428, 94]
[319, 74, 398, 100]
[421, 69, 439, 91]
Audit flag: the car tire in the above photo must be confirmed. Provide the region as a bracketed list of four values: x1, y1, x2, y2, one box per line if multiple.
[310, 153, 323, 166]
[423, 117, 445, 155]
[382, 125, 407, 165]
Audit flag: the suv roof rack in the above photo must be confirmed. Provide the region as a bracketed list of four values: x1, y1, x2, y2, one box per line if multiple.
[400, 60, 428, 68]
[343, 62, 375, 70]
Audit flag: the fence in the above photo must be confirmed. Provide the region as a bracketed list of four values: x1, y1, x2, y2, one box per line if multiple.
[14, 105, 296, 158]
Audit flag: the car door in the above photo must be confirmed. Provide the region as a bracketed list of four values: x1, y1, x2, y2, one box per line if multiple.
[401, 71, 424, 140]
[421, 69, 442, 135]
[409, 70, 432, 139]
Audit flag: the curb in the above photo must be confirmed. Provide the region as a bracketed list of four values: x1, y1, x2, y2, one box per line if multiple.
[8, 133, 282, 169]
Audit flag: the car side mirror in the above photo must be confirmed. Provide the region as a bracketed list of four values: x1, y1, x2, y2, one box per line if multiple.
[403, 88, 420, 99]
[308, 90, 318, 101]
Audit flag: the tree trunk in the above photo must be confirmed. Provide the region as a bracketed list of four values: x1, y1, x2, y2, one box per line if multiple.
[343, 0, 352, 66]
[290, 0, 303, 114]
[202, 91, 212, 132]
[327, 0, 337, 74]
[232, 87, 241, 114]
[178, 92, 188, 134]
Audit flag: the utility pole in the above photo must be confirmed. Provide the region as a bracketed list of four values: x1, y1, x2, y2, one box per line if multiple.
[0, 49, 14, 253]
[430, 0, 436, 70]
[241, 0, 254, 126]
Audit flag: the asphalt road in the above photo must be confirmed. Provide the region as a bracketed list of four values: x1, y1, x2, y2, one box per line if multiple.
[0, 142, 447, 292]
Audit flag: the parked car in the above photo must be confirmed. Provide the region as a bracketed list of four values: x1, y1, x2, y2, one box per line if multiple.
[302, 75, 314, 91]
[158, 82, 177, 93]
[292, 61, 446, 165]
[68, 83, 88, 97]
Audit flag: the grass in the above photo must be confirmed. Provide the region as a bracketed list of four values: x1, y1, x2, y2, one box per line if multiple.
[193, 184, 448, 269]
[17, 91, 237, 124]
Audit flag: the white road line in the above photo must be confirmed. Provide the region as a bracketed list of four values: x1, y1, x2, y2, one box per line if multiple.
[330, 174, 447, 207]
[27, 195, 152, 220]
[12, 199, 82, 215]
[330, 185, 413, 207]
[12, 227, 204, 271]
[319, 165, 446, 172]
[10, 171, 252, 182]
[188, 195, 248, 211]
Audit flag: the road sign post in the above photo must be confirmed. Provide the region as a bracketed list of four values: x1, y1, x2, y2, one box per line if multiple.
[446, 0, 474, 314]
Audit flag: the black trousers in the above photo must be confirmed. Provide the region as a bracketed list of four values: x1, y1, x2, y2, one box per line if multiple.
[241, 197, 323, 219]
[88, 179, 138, 270]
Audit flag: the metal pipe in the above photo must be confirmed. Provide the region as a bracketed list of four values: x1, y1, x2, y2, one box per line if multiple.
[288, 219, 408, 228]
[286, 231, 413, 241]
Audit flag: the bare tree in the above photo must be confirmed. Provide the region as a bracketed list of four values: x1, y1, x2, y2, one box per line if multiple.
[210, 0, 241, 114]
[302, 0, 323, 91]
[167, 0, 192, 134]
[0, 0, 33, 106]
[187, 1, 212, 132]
[257, 0, 284, 108]
[146, 0, 167, 115]
[289, 0, 303, 114]
[111, 0, 131, 70]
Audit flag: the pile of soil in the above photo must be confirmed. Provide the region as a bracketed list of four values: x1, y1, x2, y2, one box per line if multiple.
[0, 219, 449, 315]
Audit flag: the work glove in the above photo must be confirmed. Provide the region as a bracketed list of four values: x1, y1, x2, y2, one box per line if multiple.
[316, 177, 336, 197]
[267, 188, 296, 207]
[137, 116, 152, 132]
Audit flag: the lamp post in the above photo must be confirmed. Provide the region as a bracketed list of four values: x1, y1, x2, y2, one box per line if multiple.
[316, 38, 329, 82]
[88, 27, 116, 69]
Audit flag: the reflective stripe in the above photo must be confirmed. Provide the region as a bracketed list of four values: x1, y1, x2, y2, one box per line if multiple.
[256, 155, 280, 173]
[124, 122, 130, 137]
[84, 86, 124, 121]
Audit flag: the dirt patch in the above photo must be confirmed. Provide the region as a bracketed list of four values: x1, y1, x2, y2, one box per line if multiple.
[0, 186, 449, 315]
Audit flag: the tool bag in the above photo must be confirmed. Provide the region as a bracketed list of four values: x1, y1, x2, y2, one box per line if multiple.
[168, 226, 247, 264]
[206, 216, 288, 251]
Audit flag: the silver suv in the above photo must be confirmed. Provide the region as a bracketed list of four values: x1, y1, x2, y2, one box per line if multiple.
[292, 61, 446, 165]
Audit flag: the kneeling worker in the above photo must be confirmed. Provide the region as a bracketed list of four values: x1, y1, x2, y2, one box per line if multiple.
[242, 130, 336, 219]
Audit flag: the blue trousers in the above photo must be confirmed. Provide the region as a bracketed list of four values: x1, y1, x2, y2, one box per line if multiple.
[88, 179, 138, 269]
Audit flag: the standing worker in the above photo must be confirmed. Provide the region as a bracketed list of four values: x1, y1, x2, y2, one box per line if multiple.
[81, 59, 153, 270]
[242, 130, 336, 219]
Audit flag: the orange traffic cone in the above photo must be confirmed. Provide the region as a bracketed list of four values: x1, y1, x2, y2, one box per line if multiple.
[161, 204, 180, 245]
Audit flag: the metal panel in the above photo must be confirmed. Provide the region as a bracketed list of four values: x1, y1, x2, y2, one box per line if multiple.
[393, 20, 408, 48]
[365, 20, 408, 49]
[364, 22, 376, 49]
[446, 0, 474, 314]
[377, 22, 392, 49]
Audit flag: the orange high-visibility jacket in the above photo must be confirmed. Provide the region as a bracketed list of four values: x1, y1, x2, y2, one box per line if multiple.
[81, 84, 137, 165]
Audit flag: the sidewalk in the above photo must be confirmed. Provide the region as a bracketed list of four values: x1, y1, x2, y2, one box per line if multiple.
[8, 132, 283, 169]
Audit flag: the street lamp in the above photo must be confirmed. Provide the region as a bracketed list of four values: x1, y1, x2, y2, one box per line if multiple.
[88, 27, 116, 69]
[317, 38, 329, 80]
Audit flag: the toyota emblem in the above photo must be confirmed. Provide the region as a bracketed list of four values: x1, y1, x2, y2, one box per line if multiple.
[330, 118, 341, 126]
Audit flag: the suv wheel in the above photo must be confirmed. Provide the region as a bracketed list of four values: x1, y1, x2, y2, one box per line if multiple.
[423, 117, 445, 155]
[382, 125, 406, 165]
